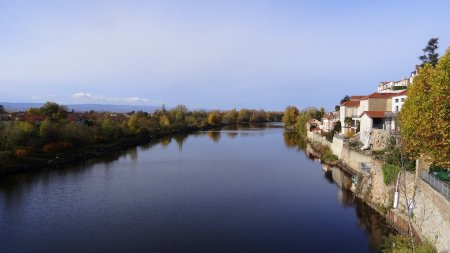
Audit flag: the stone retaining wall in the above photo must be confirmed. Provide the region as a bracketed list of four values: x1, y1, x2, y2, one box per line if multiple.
[307, 130, 450, 252]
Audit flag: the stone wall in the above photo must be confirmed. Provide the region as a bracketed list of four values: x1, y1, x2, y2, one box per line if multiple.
[307, 131, 331, 148]
[414, 180, 450, 252]
[307, 130, 450, 252]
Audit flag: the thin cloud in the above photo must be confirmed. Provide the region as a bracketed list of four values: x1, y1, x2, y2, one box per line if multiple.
[71, 92, 161, 105]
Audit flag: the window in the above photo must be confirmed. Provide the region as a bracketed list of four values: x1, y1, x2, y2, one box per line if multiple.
[395, 106, 399, 112]
[395, 99, 399, 103]
[401, 98, 405, 102]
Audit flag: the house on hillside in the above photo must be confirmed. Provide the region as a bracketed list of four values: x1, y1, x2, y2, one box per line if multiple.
[339, 96, 364, 135]
[320, 112, 339, 133]
[377, 67, 418, 93]
[307, 118, 321, 132]
[359, 111, 397, 132]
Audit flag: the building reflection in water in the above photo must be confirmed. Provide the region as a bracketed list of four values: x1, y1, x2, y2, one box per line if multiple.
[284, 131, 395, 253]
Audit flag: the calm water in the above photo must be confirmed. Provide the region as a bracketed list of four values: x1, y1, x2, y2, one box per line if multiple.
[0, 124, 393, 253]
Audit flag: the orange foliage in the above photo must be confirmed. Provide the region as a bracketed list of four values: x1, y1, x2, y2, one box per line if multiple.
[15, 148, 31, 157]
[42, 142, 74, 153]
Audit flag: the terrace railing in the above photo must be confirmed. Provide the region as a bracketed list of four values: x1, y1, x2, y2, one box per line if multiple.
[420, 171, 450, 200]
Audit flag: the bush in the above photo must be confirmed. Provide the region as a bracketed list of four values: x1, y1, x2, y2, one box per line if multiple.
[323, 148, 338, 162]
[382, 234, 436, 253]
[15, 148, 31, 157]
[382, 164, 400, 185]
[348, 139, 363, 150]
[43, 141, 74, 153]
[344, 131, 355, 139]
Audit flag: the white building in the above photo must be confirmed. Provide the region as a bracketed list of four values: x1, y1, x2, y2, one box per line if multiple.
[321, 112, 339, 133]
[377, 67, 418, 93]
[391, 90, 407, 112]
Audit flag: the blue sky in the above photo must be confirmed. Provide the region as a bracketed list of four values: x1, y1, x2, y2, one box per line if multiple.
[0, 0, 449, 111]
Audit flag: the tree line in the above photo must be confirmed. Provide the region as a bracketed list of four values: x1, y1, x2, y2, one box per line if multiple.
[0, 102, 282, 158]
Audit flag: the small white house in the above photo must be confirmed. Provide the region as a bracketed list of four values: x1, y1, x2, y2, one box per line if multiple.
[321, 113, 339, 133]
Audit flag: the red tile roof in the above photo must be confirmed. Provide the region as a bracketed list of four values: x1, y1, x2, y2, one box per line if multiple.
[341, 100, 360, 107]
[361, 111, 388, 118]
[362, 92, 398, 99]
[350, 95, 366, 100]
[393, 90, 407, 96]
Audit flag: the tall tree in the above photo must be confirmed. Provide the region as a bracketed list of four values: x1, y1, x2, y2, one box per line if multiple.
[0, 105, 5, 114]
[283, 106, 299, 127]
[418, 37, 439, 67]
[399, 47, 450, 167]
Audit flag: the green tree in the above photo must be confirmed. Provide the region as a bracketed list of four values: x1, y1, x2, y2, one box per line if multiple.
[340, 95, 350, 104]
[222, 109, 238, 124]
[170, 105, 188, 124]
[237, 109, 250, 123]
[399, 47, 450, 167]
[0, 105, 5, 114]
[283, 106, 299, 128]
[41, 102, 68, 121]
[419, 37, 439, 67]
[39, 120, 60, 143]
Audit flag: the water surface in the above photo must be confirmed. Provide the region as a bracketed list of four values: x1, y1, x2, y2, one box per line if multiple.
[0, 124, 393, 252]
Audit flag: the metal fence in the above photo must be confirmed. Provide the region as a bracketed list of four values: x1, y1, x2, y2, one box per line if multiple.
[420, 171, 450, 199]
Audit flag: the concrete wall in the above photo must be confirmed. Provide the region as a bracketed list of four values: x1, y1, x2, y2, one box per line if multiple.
[360, 114, 373, 133]
[331, 137, 344, 158]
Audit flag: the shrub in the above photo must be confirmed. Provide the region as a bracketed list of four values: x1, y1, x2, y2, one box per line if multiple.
[348, 139, 363, 150]
[344, 131, 355, 139]
[382, 234, 436, 253]
[15, 148, 31, 157]
[323, 148, 338, 162]
[382, 164, 400, 185]
[43, 141, 74, 153]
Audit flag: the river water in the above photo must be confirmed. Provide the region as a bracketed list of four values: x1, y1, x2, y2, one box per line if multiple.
[0, 123, 394, 253]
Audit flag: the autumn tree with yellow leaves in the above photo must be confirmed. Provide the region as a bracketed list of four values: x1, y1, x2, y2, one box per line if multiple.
[399, 47, 450, 168]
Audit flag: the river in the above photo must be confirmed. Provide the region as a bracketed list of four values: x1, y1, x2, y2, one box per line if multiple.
[0, 123, 394, 252]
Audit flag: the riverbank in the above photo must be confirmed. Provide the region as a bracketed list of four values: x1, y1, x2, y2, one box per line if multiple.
[306, 131, 450, 252]
[0, 126, 216, 176]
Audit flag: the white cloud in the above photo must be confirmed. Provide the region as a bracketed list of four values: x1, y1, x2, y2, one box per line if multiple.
[71, 92, 161, 105]
[31, 94, 56, 101]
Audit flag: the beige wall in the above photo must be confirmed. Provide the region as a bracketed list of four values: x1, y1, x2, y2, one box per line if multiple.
[368, 98, 391, 111]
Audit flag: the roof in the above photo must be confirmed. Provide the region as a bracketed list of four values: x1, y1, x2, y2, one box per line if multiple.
[341, 100, 360, 107]
[363, 92, 398, 99]
[308, 118, 321, 124]
[361, 111, 389, 118]
[350, 95, 366, 100]
[322, 114, 335, 120]
[392, 90, 407, 96]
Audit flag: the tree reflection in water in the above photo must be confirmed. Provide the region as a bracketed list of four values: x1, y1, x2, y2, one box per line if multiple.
[284, 131, 396, 253]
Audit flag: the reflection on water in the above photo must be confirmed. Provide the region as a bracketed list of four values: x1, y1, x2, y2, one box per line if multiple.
[285, 131, 395, 253]
[207, 131, 221, 142]
[0, 124, 394, 253]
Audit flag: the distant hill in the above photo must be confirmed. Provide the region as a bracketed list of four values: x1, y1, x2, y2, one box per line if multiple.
[0, 102, 159, 113]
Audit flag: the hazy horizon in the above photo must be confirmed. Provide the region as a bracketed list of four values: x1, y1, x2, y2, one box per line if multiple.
[1, 0, 449, 111]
